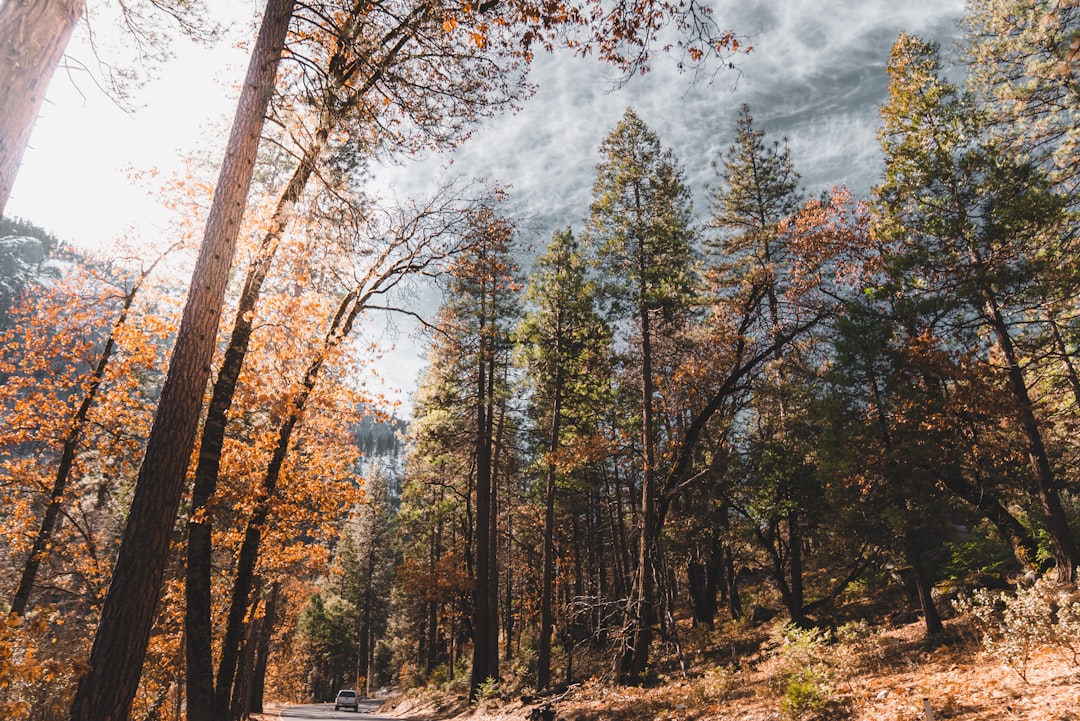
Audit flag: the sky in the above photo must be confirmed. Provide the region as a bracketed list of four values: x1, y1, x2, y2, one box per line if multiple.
[5, 0, 968, 410]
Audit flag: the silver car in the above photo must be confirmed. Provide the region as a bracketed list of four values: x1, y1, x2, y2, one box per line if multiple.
[334, 689, 359, 711]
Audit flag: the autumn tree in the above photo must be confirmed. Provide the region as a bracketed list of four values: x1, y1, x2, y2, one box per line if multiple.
[184, 3, 531, 713]
[0, 248, 182, 718]
[9, 243, 177, 618]
[68, 4, 295, 719]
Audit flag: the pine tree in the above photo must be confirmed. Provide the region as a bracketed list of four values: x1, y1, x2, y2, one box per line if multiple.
[585, 107, 697, 682]
[874, 32, 1079, 581]
[518, 227, 612, 691]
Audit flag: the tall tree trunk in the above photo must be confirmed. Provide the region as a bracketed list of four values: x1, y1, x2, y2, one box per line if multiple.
[470, 304, 496, 699]
[425, 527, 439, 674]
[0, 0, 85, 215]
[487, 357, 501, 676]
[249, 583, 279, 715]
[619, 274, 657, 683]
[68, 5, 293, 720]
[537, 357, 563, 692]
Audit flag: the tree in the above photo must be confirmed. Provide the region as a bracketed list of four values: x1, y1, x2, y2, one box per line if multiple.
[874, 32, 1080, 581]
[68, 3, 295, 719]
[0, 0, 86, 215]
[586, 107, 697, 682]
[443, 208, 520, 700]
[9, 244, 176, 617]
[330, 466, 396, 697]
[518, 227, 611, 691]
[963, 0, 1080, 204]
[708, 104, 813, 627]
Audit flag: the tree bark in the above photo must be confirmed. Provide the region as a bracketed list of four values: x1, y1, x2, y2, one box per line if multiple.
[0, 0, 85, 215]
[68, 4, 293, 720]
[249, 583, 279, 714]
[470, 328, 494, 698]
[904, 528, 944, 637]
[536, 359, 563, 691]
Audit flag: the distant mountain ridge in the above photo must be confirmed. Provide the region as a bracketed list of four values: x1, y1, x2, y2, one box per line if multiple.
[0, 216, 65, 323]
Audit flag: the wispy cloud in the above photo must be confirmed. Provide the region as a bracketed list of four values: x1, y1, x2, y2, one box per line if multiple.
[378, 0, 965, 243]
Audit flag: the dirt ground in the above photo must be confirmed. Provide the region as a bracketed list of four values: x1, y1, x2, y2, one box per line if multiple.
[253, 616, 1080, 721]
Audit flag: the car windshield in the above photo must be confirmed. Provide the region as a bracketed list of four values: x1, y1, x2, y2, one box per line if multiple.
[339, 691, 356, 698]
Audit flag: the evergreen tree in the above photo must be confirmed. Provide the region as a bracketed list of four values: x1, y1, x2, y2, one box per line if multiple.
[874, 32, 1079, 581]
[585, 107, 697, 682]
[518, 227, 612, 691]
[709, 104, 817, 627]
[963, 0, 1080, 205]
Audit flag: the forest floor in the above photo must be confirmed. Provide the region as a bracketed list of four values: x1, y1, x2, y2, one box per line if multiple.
[254, 600, 1080, 720]
[371, 614, 1080, 721]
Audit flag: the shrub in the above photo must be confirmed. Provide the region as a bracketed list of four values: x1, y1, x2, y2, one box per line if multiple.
[954, 576, 1080, 682]
[770, 626, 838, 720]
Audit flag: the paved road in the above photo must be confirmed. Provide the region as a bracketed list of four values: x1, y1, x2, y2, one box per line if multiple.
[277, 699, 397, 720]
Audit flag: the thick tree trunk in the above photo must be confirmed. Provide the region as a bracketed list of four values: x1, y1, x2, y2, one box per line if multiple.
[0, 0, 85, 215]
[67, 4, 293, 720]
[688, 536, 722, 626]
[470, 306, 497, 699]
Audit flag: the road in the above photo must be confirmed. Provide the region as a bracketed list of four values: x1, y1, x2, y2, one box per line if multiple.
[277, 699, 398, 720]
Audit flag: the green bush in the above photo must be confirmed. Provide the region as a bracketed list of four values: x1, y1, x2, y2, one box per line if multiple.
[771, 627, 837, 720]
